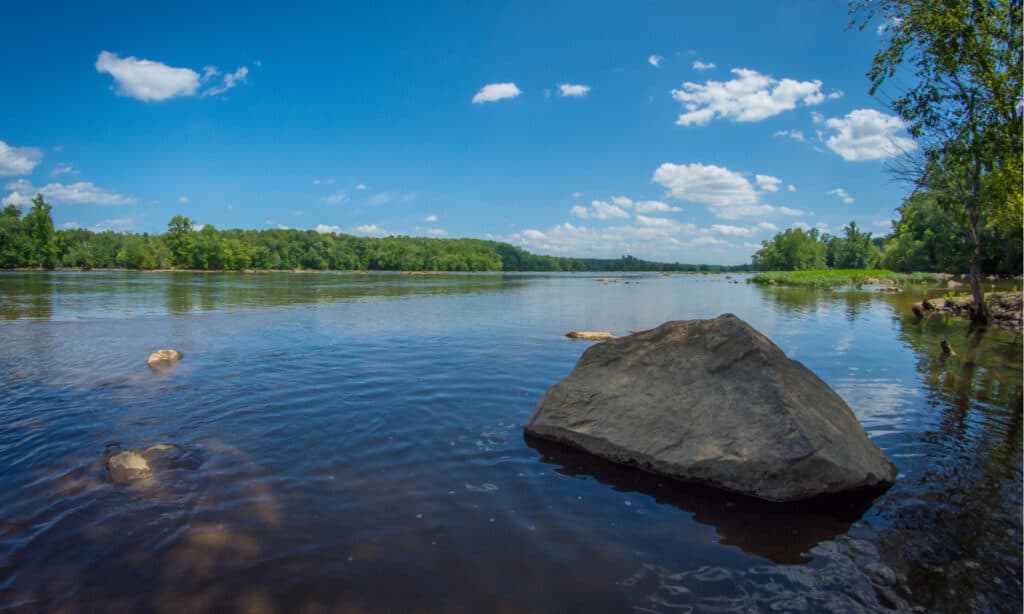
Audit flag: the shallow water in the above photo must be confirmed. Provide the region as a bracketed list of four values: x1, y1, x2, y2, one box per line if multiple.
[0, 271, 1020, 612]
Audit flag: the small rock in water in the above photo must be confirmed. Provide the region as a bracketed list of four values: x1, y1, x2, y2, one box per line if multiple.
[104, 443, 199, 484]
[147, 349, 183, 369]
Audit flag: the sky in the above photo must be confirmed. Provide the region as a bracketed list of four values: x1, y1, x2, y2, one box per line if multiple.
[0, 1, 918, 265]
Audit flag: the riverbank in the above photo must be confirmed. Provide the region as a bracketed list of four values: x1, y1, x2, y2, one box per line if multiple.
[913, 292, 1023, 333]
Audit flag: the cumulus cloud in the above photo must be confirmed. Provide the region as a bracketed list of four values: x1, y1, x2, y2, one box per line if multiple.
[671, 68, 825, 126]
[321, 191, 346, 204]
[4, 179, 135, 206]
[355, 183, 368, 190]
[315, 224, 342, 234]
[1, 191, 31, 206]
[95, 51, 248, 101]
[755, 174, 782, 192]
[652, 162, 805, 220]
[570, 199, 631, 220]
[648, 55, 663, 68]
[692, 60, 716, 71]
[424, 214, 438, 222]
[558, 83, 591, 97]
[472, 82, 521, 103]
[828, 188, 855, 204]
[634, 200, 681, 213]
[787, 184, 797, 192]
[819, 109, 917, 161]
[773, 129, 805, 142]
[0, 141, 43, 176]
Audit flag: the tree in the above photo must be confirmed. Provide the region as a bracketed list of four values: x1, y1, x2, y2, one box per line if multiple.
[166, 215, 195, 268]
[850, 0, 1023, 324]
[0, 204, 25, 268]
[752, 228, 827, 270]
[22, 194, 57, 268]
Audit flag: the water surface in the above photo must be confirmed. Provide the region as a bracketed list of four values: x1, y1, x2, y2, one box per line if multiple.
[1, 272, 1020, 612]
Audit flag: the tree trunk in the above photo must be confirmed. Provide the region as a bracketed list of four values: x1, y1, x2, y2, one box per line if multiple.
[966, 209, 990, 325]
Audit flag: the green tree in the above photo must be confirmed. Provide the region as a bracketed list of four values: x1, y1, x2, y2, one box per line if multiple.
[851, 0, 1023, 324]
[752, 228, 827, 270]
[166, 215, 195, 268]
[22, 194, 57, 268]
[0, 204, 25, 268]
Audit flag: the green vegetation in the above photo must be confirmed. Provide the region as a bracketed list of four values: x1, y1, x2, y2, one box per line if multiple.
[0, 203, 747, 273]
[750, 269, 938, 288]
[850, 0, 1022, 323]
[752, 221, 881, 271]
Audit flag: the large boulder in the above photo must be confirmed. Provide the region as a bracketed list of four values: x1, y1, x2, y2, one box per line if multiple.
[526, 314, 896, 502]
[104, 443, 199, 484]
[147, 349, 183, 369]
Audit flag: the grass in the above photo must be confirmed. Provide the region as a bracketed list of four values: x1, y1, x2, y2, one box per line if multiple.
[749, 269, 939, 289]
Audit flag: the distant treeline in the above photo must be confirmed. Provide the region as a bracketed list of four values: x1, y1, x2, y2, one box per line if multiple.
[1, 198, 746, 273]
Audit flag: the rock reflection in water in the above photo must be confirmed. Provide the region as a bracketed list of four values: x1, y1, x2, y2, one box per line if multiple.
[525, 436, 886, 564]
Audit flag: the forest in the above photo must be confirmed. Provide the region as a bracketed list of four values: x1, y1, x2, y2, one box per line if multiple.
[0, 202, 741, 273]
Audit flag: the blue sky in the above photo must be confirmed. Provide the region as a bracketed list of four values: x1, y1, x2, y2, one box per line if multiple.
[1, 1, 916, 264]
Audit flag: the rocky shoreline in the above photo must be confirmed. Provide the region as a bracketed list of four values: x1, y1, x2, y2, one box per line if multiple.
[911, 292, 1023, 333]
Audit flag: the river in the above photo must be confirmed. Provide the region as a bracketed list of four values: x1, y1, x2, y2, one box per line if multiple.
[0, 271, 1020, 612]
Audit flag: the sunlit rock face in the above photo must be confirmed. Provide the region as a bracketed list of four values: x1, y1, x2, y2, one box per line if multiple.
[526, 314, 897, 502]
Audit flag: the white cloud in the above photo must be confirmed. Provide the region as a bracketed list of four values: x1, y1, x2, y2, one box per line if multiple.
[1, 191, 31, 206]
[178, 196, 189, 204]
[95, 51, 248, 101]
[572, 199, 631, 220]
[354, 224, 386, 235]
[758, 221, 779, 231]
[711, 224, 757, 237]
[671, 68, 825, 126]
[5, 180, 135, 206]
[0, 141, 43, 176]
[522, 229, 546, 240]
[610, 196, 633, 208]
[321, 191, 346, 204]
[773, 129, 806, 142]
[652, 162, 806, 220]
[648, 54, 663, 68]
[652, 162, 758, 208]
[558, 83, 591, 98]
[793, 221, 812, 230]
[368, 192, 393, 205]
[355, 183, 368, 190]
[827, 90, 844, 100]
[315, 224, 342, 234]
[828, 188, 855, 204]
[819, 109, 917, 161]
[755, 174, 782, 192]
[571, 191, 583, 198]
[634, 200, 681, 213]
[418, 227, 447, 237]
[472, 82, 521, 104]
[692, 60, 716, 71]
[51, 165, 75, 177]
[424, 214, 438, 222]
[92, 217, 135, 232]
[96, 51, 200, 101]
[787, 184, 797, 192]
[61, 221, 81, 230]
[201, 66, 248, 97]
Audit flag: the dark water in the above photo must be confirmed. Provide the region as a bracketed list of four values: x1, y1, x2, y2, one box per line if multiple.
[0, 272, 1020, 613]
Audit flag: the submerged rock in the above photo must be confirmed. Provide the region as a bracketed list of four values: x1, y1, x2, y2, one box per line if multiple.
[104, 443, 199, 484]
[147, 349, 183, 369]
[527, 314, 897, 502]
[565, 331, 617, 341]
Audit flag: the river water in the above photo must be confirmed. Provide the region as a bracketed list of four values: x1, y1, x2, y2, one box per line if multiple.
[0, 272, 1020, 612]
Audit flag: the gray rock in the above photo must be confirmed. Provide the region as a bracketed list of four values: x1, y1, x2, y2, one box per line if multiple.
[525, 314, 897, 502]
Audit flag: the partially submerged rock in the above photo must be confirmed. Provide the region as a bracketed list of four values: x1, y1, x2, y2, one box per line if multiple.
[528, 314, 897, 502]
[104, 443, 199, 484]
[147, 349, 183, 369]
[566, 331, 618, 341]
[911, 292, 1022, 333]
